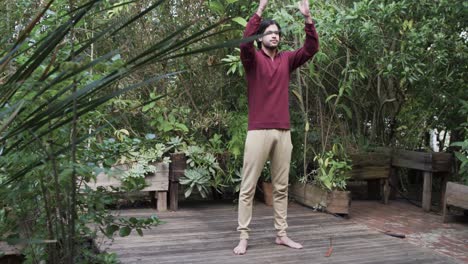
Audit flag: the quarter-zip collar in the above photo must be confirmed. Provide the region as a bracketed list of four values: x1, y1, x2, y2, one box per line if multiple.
[260, 48, 279, 61]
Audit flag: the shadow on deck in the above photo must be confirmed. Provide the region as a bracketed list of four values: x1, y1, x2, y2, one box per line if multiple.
[102, 200, 465, 264]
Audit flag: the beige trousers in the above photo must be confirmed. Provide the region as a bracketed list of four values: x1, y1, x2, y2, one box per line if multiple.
[237, 129, 293, 240]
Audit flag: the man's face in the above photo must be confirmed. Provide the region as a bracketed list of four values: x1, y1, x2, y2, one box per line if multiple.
[259, 24, 280, 49]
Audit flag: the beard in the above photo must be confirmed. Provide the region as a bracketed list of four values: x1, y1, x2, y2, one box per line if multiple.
[262, 41, 278, 50]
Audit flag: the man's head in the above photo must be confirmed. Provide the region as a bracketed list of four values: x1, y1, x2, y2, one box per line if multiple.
[256, 19, 282, 50]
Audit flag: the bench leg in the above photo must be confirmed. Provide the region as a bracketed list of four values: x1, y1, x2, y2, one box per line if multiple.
[157, 191, 167, 212]
[389, 167, 399, 200]
[440, 173, 448, 211]
[442, 201, 449, 223]
[422, 171, 432, 212]
[381, 179, 390, 204]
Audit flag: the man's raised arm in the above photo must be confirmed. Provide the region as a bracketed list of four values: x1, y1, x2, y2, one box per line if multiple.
[288, 0, 319, 71]
[240, 0, 268, 68]
[299, 0, 314, 24]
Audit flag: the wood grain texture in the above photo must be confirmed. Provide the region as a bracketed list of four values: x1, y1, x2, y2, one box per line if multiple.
[391, 150, 452, 172]
[350, 153, 391, 168]
[445, 182, 468, 208]
[88, 162, 169, 191]
[422, 171, 433, 212]
[443, 182, 468, 222]
[101, 201, 460, 264]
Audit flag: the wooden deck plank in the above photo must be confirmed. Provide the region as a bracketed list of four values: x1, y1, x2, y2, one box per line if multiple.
[102, 201, 460, 264]
[108, 232, 383, 254]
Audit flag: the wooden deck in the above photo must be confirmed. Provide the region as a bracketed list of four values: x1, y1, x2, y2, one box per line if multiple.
[350, 200, 468, 263]
[101, 201, 462, 264]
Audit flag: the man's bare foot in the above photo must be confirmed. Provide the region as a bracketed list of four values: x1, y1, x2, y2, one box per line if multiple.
[233, 239, 248, 255]
[275, 236, 303, 249]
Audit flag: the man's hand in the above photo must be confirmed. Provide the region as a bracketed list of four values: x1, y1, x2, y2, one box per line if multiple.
[298, 0, 313, 23]
[256, 0, 268, 16]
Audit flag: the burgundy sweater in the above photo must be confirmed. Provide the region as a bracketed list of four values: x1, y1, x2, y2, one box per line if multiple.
[240, 14, 319, 130]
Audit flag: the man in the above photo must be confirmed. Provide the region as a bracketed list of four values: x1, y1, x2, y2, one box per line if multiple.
[233, 0, 319, 255]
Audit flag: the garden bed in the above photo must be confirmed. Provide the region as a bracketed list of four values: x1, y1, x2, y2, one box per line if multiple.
[290, 183, 350, 214]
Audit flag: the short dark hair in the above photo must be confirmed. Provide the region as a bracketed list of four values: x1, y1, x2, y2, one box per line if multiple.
[256, 19, 282, 49]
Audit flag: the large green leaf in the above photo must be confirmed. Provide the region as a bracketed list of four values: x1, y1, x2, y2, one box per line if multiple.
[119, 226, 131, 237]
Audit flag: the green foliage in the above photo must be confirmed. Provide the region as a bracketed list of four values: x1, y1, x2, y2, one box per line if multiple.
[180, 168, 211, 198]
[167, 136, 187, 153]
[208, 133, 225, 154]
[147, 104, 191, 141]
[0, 0, 243, 262]
[82, 252, 119, 264]
[226, 112, 248, 159]
[79, 186, 162, 238]
[261, 161, 272, 182]
[313, 144, 352, 191]
[453, 142, 468, 185]
[221, 48, 243, 76]
[0, 0, 465, 261]
[226, 168, 243, 193]
[185, 146, 221, 175]
[0, 207, 15, 241]
[90, 133, 171, 191]
[119, 162, 152, 191]
[181, 145, 224, 198]
[93, 134, 168, 166]
[451, 100, 468, 185]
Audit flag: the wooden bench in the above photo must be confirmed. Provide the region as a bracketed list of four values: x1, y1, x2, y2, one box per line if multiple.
[391, 150, 452, 212]
[87, 163, 169, 211]
[350, 152, 392, 204]
[442, 181, 468, 223]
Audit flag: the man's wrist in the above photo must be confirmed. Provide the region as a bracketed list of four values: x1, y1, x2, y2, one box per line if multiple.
[304, 15, 313, 24]
[256, 7, 265, 16]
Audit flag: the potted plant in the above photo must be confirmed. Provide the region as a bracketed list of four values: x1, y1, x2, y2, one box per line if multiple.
[313, 144, 353, 214]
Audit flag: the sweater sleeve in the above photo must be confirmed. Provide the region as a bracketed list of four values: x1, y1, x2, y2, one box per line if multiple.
[240, 13, 262, 70]
[287, 22, 319, 72]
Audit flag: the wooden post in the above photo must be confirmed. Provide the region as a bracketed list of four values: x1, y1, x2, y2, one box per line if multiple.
[389, 167, 398, 200]
[422, 171, 432, 212]
[157, 191, 167, 212]
[169, 153, 186, 211]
